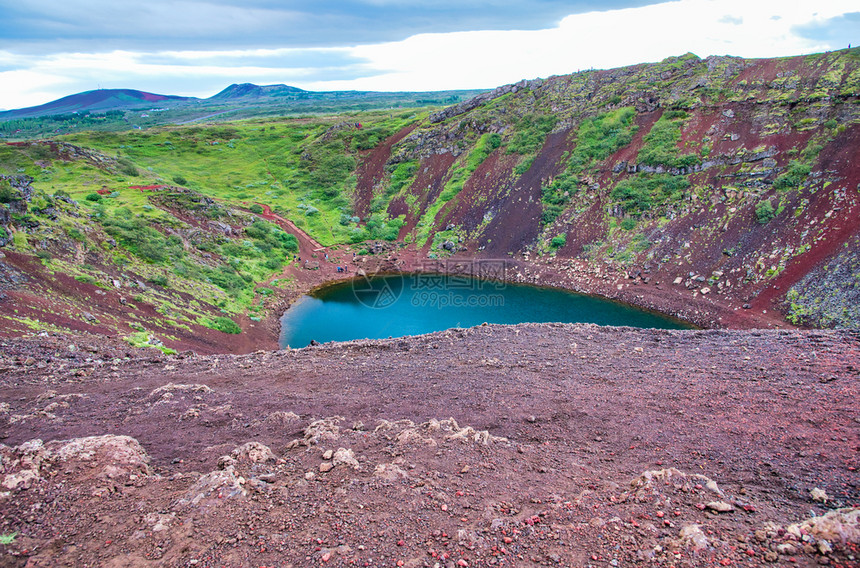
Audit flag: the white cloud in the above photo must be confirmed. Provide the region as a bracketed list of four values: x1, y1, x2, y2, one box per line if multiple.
[302, 0, 858, 92]
[1, 0, 857, 109]
[0, 69, 73, 111]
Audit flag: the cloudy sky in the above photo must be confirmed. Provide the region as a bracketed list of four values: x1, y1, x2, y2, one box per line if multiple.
[0, 0, 857, 110]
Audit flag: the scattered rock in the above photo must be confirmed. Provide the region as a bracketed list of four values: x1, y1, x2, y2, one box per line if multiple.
[332, 447, 359, 469]
[706, 501, 735, 513]
[149, 382, 214, 398]
[263, 410, 301, 426]
[373, 463, 409, 481]
[810, 487, 829, 502]
[287, 417, 343, 448]
[53, 434, 151, 479]
[179, 467, 246, 507]
[679, 524, 709, 550]
[230, 442, 275, 464]
[785, 507, 860, 547]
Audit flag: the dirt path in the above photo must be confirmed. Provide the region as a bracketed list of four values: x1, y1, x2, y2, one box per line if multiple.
[254, 203, 324, 253]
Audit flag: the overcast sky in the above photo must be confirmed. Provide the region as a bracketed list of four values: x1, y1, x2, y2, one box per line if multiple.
[0, 0, 857, 110]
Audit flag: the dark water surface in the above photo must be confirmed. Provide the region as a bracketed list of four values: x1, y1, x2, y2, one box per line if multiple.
[279, 274, 692, 348]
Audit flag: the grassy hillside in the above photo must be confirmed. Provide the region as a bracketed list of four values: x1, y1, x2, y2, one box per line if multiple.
[60, 111, 422, 245]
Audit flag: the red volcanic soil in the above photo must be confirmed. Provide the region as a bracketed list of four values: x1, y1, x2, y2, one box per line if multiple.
[0, 249, 277, 355]
[749, 124, 860, 312]
[0, 325, 857, 567]
[353, 124, 417, 218]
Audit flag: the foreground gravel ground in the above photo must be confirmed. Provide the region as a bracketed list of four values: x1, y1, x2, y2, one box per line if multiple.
[0, 324, 858, 567]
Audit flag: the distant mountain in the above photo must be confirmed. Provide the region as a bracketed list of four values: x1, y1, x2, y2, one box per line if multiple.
[211, 83, 306, 99]
[0, 83, 486, 137]
[0, 89, 196, 119]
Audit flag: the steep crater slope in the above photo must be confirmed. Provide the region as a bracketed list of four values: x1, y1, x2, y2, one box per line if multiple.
[373, 50, 860, 328]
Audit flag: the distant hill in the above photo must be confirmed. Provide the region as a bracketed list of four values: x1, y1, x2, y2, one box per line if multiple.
[0, 89, 196, 119]
[211, 83, 306, 99]
[0, 84, 486, 137]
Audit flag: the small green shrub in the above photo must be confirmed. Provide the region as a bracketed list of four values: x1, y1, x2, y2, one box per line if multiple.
[172, 174, 188, 186]
[85, 193, 102, 202]
[620, 218, 637, 231]
[249, 203, 264, 214]
[756, 200, 776, 224]
[550, 234, 567, 248]
[0, 180, 19, 203]
[773, 160, 811, 190]
[208, 316, 242, 334]
[66, 227, 86, 241]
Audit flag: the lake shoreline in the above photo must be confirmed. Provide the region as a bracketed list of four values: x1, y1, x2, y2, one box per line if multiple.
[261, 244, 790, 352]
[278, 271, 695, 348]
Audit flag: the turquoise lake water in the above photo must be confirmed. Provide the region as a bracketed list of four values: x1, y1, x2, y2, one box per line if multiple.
[278, 273, 691, 348]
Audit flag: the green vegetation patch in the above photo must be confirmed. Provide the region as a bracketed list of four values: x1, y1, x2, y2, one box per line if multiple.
[467, 133, 502, 170]
[773, 160, 812, 190]
[386, 160, 419, 196]
[611, 173, 690, 215]
[540, 108, 640, 226]
[202, 315, 242, 334]
[636, 111, 700, 169]
[569, 107, 638, 172]
[756, 200, 776, 224]
[507, 114, 557, 155]
[0, 178, 21, 203]
[101, 207, 185, 263]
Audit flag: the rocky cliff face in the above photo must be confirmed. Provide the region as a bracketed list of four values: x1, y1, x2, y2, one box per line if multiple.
[365, 49, 860, 327]
[0, 175, 34, 247]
